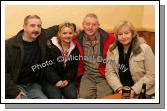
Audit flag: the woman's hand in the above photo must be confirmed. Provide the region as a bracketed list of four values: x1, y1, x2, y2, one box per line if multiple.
[62, 80, 68, 87]
[55, 80, 63, 88]
[55, 80, 68, 88]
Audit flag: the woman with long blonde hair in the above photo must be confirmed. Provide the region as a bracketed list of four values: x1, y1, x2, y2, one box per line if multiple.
[105, 21, 155, 98]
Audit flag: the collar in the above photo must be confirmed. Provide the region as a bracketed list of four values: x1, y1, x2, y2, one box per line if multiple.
[83, 31, 100, 41]
[51, 36, 76, 56]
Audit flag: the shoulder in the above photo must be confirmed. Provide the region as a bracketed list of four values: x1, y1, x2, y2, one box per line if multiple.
[5, 36, 17, 47]
[133, 43, 154, 59]
[107, 46, 118, 57]
[47, 36, 57, 47]
[108, 32, 115, 38]
[43, 25, 59, 39]
[104, 32, 115, 44]
[139, 43, 153, 53]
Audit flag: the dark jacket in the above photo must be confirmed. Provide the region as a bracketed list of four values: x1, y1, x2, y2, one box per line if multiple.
[73, 28, 115, 79]
[5, 25, 58, 99]
[44, 37, 79, 85]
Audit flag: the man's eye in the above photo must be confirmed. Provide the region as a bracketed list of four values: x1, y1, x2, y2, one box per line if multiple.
[86, 23, 90, 26]
[38, 25, 41, 28]
[125, 32, 129, 34]
[92, 24, 97, 26]
[30, 24, 35, 27]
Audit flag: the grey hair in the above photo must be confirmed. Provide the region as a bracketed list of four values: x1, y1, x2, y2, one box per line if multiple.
[24, 15, 41, 25]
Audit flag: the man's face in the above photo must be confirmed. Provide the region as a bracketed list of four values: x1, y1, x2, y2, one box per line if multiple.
[23, 18, 42, 39]
[82, 17, 99, 36]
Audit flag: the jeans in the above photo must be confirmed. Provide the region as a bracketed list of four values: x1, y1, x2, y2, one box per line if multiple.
[43, 82, 77, 99]
[17, 83, 48, 99]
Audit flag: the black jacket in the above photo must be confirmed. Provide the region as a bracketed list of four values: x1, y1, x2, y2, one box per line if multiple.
[5, 25, 58, 99]
[44, 37, 79, 85]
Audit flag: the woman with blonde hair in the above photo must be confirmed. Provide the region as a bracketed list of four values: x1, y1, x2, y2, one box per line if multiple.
[105, 21, 155, 98]
[43, 22, 79, 99]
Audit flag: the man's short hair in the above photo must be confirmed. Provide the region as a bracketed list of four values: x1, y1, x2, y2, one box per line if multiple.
[24, 15, 41, 25]
[84, 13, 98, 20]
[83, 13, 99, 24]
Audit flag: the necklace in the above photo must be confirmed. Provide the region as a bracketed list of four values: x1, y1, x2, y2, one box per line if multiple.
[61, 46, 70, 67]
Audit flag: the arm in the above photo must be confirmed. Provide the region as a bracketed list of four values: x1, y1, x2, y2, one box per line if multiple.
[44, 67, 61, 85]
[105, 49, 123, 92]
[44, 25, 59, 39]
[63, 61, 78, 82]
[43, 44, 61, 85]
[5, 72, 20, 98]
[63, 50, 79, 82]
[131, 44, 155, 95]
[5, 45, 20, 98]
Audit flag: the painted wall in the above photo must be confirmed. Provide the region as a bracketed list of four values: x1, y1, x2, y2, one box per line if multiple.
[142, 5, 155, 31]
[5, 5, 154, 39]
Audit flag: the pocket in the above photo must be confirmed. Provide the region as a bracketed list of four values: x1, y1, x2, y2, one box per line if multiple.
[133, 56, 144, 61]
[133, 57, 144, 69]
[130, 55, 145, 76]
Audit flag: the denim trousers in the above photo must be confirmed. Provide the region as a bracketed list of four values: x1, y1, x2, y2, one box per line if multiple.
[17, 83, 48, 99]
[42, 82, 77, 99]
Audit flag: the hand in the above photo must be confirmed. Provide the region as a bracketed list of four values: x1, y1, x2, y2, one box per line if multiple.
[118, 89, 122, 94]
[115, 87, 122, 94]
[55, 80, 63, 88]
[130, 89, 136, 99]
[62, 80, 68, 87]
[15, 91, 27, 99]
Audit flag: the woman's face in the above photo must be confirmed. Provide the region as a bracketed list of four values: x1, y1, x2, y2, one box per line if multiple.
[117, 25, 133, 46]
[58, 27, 74, 44]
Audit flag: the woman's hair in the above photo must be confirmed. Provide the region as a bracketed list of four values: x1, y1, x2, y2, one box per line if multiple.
[58, 22, 74, 33]
[110, 21, 142, 55]
[71, 23, 76, 32]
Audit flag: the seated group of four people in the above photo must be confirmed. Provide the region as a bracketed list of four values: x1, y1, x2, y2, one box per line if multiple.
[5, 13, 155, 99]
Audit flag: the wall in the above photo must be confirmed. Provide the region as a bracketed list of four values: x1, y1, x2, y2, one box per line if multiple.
[5, 5, 154, 39]
[142, 5, 155, 32]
